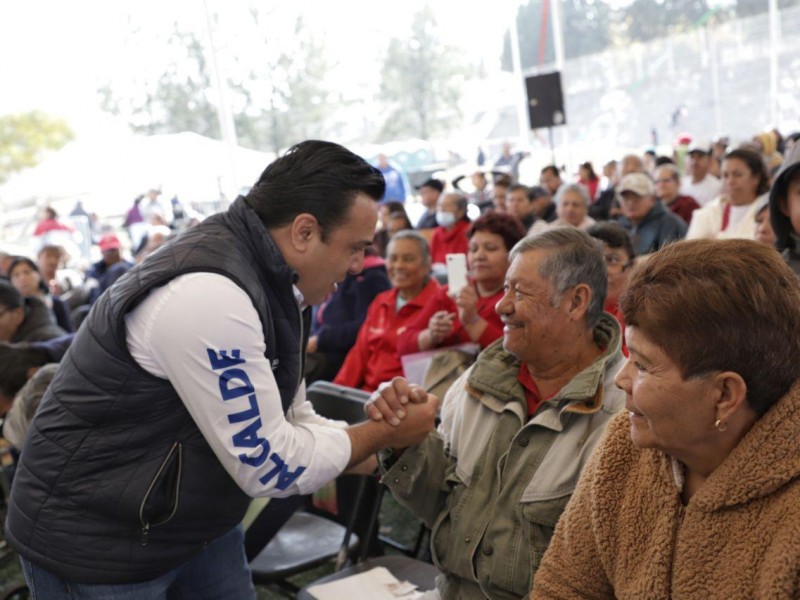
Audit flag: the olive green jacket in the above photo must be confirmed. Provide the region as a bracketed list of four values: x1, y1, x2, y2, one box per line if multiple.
[382, 313, 625, 600]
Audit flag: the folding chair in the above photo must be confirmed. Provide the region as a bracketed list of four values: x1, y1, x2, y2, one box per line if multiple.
[248, 381, 373, 594]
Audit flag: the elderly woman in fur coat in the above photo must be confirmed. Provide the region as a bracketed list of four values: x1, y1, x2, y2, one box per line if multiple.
[533, 238, 800, 599]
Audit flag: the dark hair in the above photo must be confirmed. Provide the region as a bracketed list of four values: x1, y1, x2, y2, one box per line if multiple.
[580, 162, 598, 181]
[509, 184, 529, 195]
[724, 148, 771, 196]
[493, 174, 513, 188]
[388, 211, 413, 230]
[510, 228, 607, 327]
[244, 140, 385, 240]
[587, 221, 636, 261]
[0, 280, 23, 310]
[468, 212, 526, 252]
[528, 185, 550, 200]
[621, 239, 800, 416]
[655, 156, 675, 167]
[541, 165, 560, 178]
[0, 342, 50, 400]
[8, 257, 48, 295]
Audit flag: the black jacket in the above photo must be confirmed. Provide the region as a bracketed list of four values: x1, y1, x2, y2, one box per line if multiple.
[6, 197, 310, 583]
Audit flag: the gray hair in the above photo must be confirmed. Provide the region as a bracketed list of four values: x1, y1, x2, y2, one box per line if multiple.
[555, 183, 591, 208]
[655, 163, 680, 182]
[389, 229, 431, 267]
[509, 227, 607, 327]
[441, 192, 468, 217]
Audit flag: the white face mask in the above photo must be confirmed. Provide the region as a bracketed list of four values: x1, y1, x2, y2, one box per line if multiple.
[436, 211, 457, 227]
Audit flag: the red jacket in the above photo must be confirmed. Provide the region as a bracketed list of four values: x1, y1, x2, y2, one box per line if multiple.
[334, 279, 440, 391]
[430, 220, 470, 264]
[664, 194, 700, 225]
[396, 283, 504, 356]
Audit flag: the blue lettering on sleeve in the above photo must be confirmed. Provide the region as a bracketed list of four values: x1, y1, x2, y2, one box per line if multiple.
[228, 395, 260, 424]
[219, 368, 255, 401]
[258, 453, 306, 491]
[210, 350, 309, 490]
[233, 418, 271, 467]
[206, 348, 246, 370]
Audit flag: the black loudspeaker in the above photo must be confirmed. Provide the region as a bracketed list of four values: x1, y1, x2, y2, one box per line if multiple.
[525, 71, 566, 129]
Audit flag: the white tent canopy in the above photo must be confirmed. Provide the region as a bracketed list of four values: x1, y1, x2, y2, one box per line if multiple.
[0, 131, 275, 220]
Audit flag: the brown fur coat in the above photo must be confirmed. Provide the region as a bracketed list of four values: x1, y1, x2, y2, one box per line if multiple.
[533, 382, 800, 599]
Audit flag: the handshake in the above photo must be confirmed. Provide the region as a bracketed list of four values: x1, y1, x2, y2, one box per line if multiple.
[345, 377, 439, 469]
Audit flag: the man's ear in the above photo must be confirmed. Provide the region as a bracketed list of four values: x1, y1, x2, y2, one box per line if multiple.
[289, 214, 320, 252]
[566, 284, 591, 321]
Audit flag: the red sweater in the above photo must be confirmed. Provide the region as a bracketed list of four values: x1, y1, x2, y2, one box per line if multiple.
[605, 301, 628, 357]
[429, 220, 470, 264]
[665, 194, 701, 225]
[334, 279, 440, 391]
[397, 284, 504, 356]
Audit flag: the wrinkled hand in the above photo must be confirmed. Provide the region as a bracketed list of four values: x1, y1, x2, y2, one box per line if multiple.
[383, 394, 440, 450]
[454, 285, 479, 325]
[428, 310, 455, 345]
[366, 376, 430, 426]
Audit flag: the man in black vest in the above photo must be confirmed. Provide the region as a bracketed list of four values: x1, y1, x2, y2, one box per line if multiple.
[6, 141, 438, 599]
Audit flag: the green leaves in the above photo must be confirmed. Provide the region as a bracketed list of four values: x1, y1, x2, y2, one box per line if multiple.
[0, 111, 74, 184]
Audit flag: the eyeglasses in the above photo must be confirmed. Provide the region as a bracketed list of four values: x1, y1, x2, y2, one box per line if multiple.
[604, 255, 630, 269]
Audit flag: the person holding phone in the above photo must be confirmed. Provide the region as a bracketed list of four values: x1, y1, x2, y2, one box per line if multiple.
[398, 213, 525, 355]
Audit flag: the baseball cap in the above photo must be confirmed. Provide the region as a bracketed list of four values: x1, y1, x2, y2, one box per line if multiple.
[617, 173, 655, 197]
[416, 178, 444, 193]
[98, 234, 122, 253]
[687, 139, 712, 155]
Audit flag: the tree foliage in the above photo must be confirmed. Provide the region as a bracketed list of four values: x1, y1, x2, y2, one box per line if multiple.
[229, 11, 331, 154]
[502, 0, 613, 70]
[0, 111, 74, 184]
[98, 9, 331, 154]
[99, 25, 220, 139]
[377, 5, 469, 142]
[502, 0, 799, 71]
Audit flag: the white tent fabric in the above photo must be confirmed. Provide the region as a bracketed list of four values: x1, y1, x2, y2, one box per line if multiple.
[0, 131, 275, 218]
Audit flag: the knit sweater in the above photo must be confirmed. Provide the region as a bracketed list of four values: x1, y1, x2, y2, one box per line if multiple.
[532, 381, 800, 599]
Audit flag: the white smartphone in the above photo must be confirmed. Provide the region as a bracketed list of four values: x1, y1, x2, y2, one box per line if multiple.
[446, 253, 468, 296]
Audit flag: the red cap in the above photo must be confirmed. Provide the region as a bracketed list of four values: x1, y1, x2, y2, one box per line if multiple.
[98, 234, 122, 253]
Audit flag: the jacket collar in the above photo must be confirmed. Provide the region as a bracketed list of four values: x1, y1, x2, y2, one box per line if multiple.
[221, 196, 298, 292]
[466, 312, 623, 427]
[687, 379, 800, 512]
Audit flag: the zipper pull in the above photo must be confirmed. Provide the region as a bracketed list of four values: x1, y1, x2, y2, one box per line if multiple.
[141, 523, 150, 546]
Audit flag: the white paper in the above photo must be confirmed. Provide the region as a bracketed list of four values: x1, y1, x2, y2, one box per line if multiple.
[307, 566, 426, 600]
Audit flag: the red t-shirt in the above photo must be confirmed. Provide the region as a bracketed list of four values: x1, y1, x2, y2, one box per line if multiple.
[396, 284, 504, 356]
[429, 220, 470, 265]
[517, 363, 555, 417]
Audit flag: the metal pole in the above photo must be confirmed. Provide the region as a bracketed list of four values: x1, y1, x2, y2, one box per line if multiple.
[202, 0, 239, 197]
[550, 0, 571, 173]
[509, 1, 531, 149]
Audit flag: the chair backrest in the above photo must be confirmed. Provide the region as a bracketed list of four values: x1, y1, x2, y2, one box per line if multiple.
[306, 381, 371, 425]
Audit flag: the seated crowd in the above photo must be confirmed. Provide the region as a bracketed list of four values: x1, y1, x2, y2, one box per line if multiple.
[1, 128, 800, 598]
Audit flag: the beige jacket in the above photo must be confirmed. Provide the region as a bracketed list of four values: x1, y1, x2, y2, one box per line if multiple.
[383, 313, 625, 600]
[533, 381, 800, 599]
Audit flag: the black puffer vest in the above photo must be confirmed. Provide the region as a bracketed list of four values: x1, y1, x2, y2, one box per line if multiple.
[6, 197, 310, 583]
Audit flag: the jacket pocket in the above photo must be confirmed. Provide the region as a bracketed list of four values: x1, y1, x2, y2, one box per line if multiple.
[521, 495, 571, 580]
[138, 442, 182, 545]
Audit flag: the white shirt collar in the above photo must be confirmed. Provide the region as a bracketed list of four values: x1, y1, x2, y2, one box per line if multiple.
[292, 285, 306, 309]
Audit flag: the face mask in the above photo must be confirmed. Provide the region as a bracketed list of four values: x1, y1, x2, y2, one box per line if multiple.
[436, 211, 457, 227]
